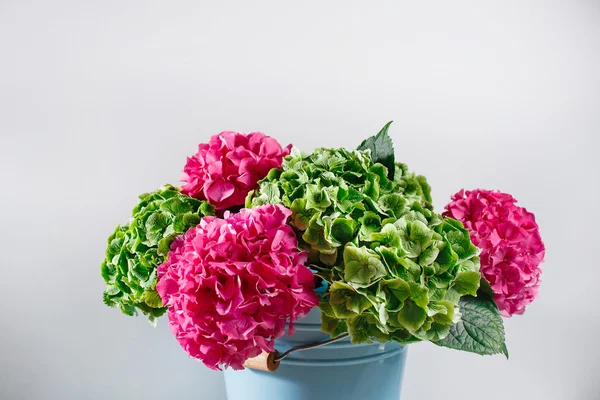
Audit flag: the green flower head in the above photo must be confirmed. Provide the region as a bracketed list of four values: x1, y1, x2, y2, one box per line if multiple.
[247, 143, 480, 344]
[247, 146, 432, 265]
[100, 184, 214, 324]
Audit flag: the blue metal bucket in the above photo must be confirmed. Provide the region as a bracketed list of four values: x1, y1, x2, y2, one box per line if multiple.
[223, 309, 408, 400]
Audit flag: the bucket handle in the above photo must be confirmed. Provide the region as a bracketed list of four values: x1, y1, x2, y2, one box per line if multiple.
[243, 333, 350, 372]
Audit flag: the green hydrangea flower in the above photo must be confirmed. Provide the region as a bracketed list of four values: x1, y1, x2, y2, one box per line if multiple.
[247, 147, 480, 344]
[247, 147, 432, 265]
[100, 185, 214, 324]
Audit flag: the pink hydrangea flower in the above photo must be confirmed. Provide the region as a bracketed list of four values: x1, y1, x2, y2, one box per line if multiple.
[443, 189, 545, 317]
[181, 131, 291, 210]
[156, 204, 318, 370]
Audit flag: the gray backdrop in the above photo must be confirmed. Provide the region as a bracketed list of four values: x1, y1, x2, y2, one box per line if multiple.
[1, 1, 598, 399]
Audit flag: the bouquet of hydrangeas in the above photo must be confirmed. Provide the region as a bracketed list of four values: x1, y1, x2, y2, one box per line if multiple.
[100, 124, 545, 371]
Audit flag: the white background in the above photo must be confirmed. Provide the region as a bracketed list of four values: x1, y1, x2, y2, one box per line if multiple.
[1, 1, 599, 399]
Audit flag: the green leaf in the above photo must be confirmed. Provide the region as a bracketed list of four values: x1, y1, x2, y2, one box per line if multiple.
[357, 121, 395, 180]
[434, 295, 508, 357]
[477, 277, 496, 301]
[501, 342, 510, 359]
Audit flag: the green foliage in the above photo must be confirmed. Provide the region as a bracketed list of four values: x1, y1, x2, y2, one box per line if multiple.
[247, 127, 486, 345]
[357, 121, 395, 180]
[435, 279, 509, 357]
[100, 185, 214, 323]
[434, 297, 508, 356]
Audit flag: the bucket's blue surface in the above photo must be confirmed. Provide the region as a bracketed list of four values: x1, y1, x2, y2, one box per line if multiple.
[223, 309, 408, 400]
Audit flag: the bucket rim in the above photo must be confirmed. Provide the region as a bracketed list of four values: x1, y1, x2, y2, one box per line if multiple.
[279, 345, 407, 367]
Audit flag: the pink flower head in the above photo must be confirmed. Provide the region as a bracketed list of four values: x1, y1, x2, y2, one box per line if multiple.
[156, 204, 318, 370]
[443, 189, 545, 317]
[181, 131, 292, 210]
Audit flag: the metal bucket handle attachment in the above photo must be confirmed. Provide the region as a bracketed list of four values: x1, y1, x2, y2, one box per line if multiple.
[242, 333, 350, 372]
